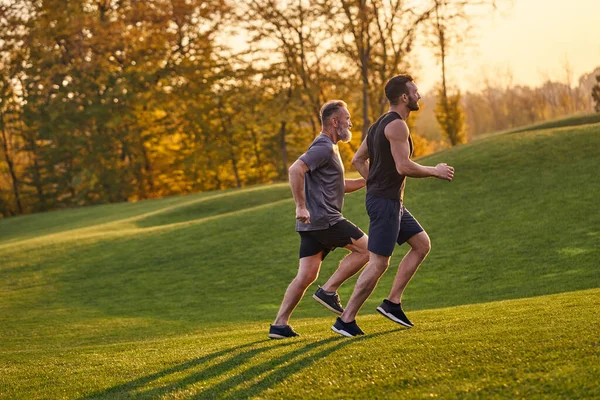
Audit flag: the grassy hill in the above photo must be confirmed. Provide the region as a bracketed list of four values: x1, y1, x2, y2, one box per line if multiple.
[1, 121, 599, 398]
[507, 113, 600, 134]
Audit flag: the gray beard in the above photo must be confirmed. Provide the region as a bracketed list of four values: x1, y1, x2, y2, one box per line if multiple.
[337, 127, 352, 143]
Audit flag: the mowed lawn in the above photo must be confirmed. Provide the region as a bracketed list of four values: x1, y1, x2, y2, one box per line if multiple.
[1, 122, 599, 398]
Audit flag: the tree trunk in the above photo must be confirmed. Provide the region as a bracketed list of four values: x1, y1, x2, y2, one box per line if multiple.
[140, 135, 154, 197]
[362, 64, 370, 141]
[0, 112, 23, 213]
[249, 127, 265, 182]
[279, 120, 288, 178]
[228, 144, 242, 188]
[436, 5, 451, 141]
[360, 12, 371, 142]
[27, 134, 47, 211]
[66, 155, 76, 202]
[219, 104, 241, 189]
[439, 29, 454, 144]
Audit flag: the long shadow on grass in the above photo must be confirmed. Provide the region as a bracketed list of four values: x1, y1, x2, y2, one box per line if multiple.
[94, 331, 397, 399]
[82, 339, 281, 399]
[218, 330, 396, 399]
[127, 336, 338, 399]
[167, 329, 395, 399]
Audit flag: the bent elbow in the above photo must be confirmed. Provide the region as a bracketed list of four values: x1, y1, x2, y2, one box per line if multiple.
[289, 162, 305, 178]
[288, 163, 299, 175]
[352, 155, 365, 167]
[396, 166, 409, 176]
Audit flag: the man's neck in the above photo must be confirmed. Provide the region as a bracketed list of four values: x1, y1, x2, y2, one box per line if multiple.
[321, 128, 338, 144]
[389, 105, 409, 120]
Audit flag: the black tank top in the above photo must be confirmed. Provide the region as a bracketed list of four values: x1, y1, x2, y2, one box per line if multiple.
[366, 111, 413, 201]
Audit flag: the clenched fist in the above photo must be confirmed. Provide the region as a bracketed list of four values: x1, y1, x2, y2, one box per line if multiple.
[296, 206, 311, 224]
[434, 163, 454, 181]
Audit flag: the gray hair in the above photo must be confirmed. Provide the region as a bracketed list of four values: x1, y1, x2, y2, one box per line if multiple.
[320, 100, 347, 126]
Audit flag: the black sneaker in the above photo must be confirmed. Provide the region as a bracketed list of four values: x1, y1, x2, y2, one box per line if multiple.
[268, 324, 300, 339]
[312, 287, 344, 315]
[331, 317, 365, 337]
[376, 299, 414, 328]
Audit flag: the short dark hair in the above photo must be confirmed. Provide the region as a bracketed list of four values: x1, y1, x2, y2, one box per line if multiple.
[385, 75, 414, 105]
[320, 100, 347, 126]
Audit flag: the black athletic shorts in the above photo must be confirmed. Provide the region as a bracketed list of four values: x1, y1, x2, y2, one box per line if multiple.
[366, 193, 424, 257]
[298, 219, 365, 260]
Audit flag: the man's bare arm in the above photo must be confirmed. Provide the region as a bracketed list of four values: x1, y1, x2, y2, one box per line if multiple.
[386, 119, 454, 181]
[351, 137, 370, 179]
[344, 178, 366, 193]
[288, 159, 311, 223]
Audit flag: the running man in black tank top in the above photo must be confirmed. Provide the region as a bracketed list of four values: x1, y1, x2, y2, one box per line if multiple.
[331, 75, 455, 337]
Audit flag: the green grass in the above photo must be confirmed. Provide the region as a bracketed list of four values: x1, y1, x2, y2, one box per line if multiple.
[2, 290, 598, 399]
[0, 183, 291, 245]
[478, 113, 600, 138]
[1, 119, 600, 398]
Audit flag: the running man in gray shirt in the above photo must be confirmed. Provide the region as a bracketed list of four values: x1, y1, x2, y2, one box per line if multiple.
[269, 100, 370, 339]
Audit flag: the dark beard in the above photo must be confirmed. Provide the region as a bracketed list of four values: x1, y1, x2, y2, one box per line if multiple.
[408, 98, 420, 111]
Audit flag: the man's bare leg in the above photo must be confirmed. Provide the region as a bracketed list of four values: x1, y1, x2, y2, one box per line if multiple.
[273, 252, 323, 326]
[340, 252, 391, 323]
[320, 235, 369, 293]
[387, 231, 431, 303]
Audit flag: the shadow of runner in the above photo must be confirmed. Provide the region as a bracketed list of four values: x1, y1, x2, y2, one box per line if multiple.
[81, 339, 275, 399]
[223, 329, 397, 399]
[187, 336, 342, 399]
[190, 330, 396, 399]
[132, 339, 291, 399]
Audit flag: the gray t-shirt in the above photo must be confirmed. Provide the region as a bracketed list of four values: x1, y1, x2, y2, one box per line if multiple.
[296, 134, 345, 231]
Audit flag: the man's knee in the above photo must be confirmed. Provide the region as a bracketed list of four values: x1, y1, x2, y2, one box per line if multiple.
[296, 254, 321, 286]
[353, 255, 388, 293]
[359, 251, 370, 264]
[353, 247, 370, 264]
[369, 253, 391, 273]
[411, 232, 431, 259]
[296, 271, 318, 287]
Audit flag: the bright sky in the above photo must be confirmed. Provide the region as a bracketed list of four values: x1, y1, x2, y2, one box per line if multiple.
[415, 0, 600, 94]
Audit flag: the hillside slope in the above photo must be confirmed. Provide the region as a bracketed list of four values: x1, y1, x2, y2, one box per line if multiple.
[1, 122, 599, 398]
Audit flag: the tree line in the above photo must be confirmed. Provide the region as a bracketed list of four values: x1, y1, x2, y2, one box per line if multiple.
[410, 66, 600, 143]
[0, 0, 597, 218]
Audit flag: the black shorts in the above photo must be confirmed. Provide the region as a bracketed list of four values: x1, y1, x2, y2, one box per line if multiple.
[366, 193, 424, 257]
[298, 219, 365, 260]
